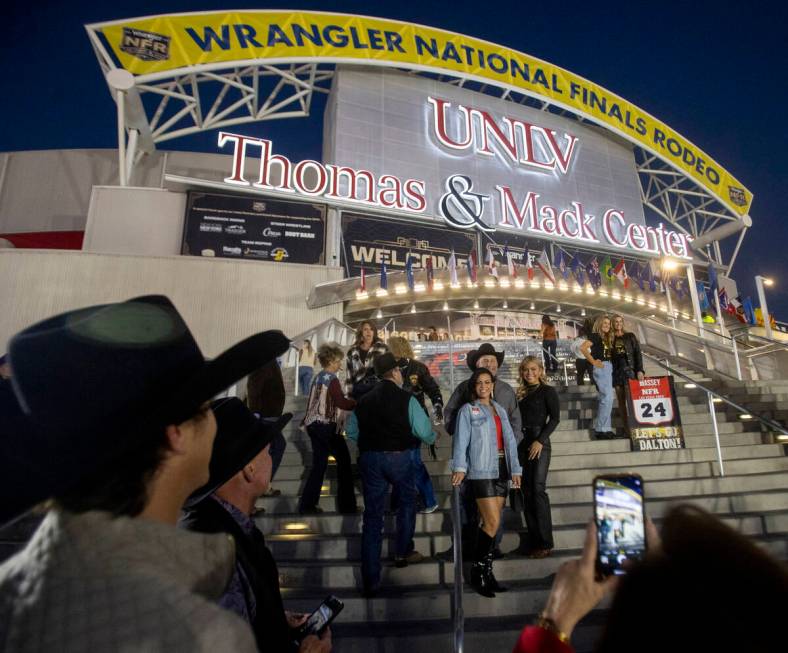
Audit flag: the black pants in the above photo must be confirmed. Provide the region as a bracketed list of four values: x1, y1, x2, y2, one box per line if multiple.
[518, 440, 554, 550]
[300, 422, 357, 513]
[543, 339, 558, 371]
[575, 358, 593, 386]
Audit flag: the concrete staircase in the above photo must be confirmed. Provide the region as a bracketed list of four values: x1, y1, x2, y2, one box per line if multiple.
[259, 373, 788, 653]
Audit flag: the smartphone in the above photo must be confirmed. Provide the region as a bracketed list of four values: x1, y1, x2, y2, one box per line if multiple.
[295, 595, 344, 639]
[593, 473, 646, 576]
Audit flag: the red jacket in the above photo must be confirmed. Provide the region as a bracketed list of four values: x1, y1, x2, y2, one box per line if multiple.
[513, 626, 574, 653]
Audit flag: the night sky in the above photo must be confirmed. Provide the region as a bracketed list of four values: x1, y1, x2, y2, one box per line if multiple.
[3, 0, 787, 317]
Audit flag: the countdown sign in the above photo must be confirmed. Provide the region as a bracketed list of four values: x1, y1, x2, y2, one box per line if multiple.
[626, 376, 685, 452]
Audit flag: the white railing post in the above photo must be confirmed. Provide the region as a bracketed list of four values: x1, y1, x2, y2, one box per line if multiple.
[732, 337, 742, 381]
[707, 391, 725, 477]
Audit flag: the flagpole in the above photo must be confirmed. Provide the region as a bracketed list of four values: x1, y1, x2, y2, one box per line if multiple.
[665, 283, 677, 329]
[714, 288, 727, 338]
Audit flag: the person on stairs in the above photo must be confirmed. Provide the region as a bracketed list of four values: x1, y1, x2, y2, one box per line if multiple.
[346, 353, 436, 598]
[442, 342, 522, 561]
[611, 314, 645, 438]
[516, 356, 559, 559]
[181, 398, 332, 653]
[345, 320, 389, 400]
[299, 342, 358, 515]
[451, 367, 522, 598]
[580, 315, 616, 439]
[387, 336, 443, 514]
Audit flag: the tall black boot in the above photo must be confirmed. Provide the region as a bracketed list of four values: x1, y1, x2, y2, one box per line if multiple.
[485, 537, 508, 593]
[470, 530, 496, 598]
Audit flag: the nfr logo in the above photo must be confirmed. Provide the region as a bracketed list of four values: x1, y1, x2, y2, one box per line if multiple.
[120, 28, 170, 61]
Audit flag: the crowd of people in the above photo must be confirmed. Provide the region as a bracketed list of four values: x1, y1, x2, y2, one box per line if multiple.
[1, 301, 784, 652]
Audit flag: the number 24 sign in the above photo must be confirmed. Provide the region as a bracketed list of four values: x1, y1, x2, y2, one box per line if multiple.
[628, 377, 675, 426]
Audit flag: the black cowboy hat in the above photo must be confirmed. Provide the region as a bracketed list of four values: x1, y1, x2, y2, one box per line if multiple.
[185, 397, 292, 507]
[466, 342, 505, 370]
[4, 295, 290, 523]
[374, 352, 399, 377]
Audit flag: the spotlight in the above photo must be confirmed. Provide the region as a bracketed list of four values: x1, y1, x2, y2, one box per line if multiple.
[502, 300, 508, 309]
[530, 301, 535, 310]
[376, 308, 383, 319]
[443, 301, 449, 311]
[473, 299, 480, 309]
[581, 308, 586, 316]
[410, 304, 417, 314]
[556, 305, 562, 313]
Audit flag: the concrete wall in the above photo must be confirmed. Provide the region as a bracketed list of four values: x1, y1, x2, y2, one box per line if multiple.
[83, 187, 186, 256]
[0, 250, 343, 358]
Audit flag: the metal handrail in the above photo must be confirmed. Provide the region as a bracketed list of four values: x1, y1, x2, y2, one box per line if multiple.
[540, 345, 569, 385]
[642, 353, 788, 476]
[451, 485, 464, 653]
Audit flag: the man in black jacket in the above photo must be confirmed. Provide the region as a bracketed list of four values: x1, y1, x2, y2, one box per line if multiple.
[346, 353, 436, 597]
[181, 398, 331, 653]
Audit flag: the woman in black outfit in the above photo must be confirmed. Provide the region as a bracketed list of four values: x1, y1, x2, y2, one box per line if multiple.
[517, 355, 560, 558]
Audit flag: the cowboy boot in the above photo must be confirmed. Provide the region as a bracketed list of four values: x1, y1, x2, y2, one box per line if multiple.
[485, 542, 508, 593]
[470, 530, 496, 598]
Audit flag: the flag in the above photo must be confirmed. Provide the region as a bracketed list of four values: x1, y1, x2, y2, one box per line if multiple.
[405, 252, 414, 290]
[742, 297, 756, 325]
[360, 264, 366, 291]
[586, 257, 601, 289]
[719, 288, 735, 315]
[525, 250, 534, 280]
[648, 259, 661, 292]
[504, 246, 517, 278]
[554, 249, 569, 280]
[448, 249, 458, 286]
[467, 248, 477, 283]
[612, 259, 630, 289]
[672, 278, 686, 300]
[697, 282, 711, 312]
[380, 259, 388, 290]
[537, 249, 555, 284]
[708, 263, 719, 295]
[601, 256, 614, 285]
[426, 255, 434, 291]
[570, 254, 585, 286]
[487, 247, 499, 279]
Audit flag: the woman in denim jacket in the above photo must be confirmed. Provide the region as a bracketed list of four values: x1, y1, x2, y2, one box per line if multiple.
[452, 368, 522, 598]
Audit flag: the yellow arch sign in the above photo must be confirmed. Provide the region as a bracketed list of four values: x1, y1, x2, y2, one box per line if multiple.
[89, 10, 752, 216]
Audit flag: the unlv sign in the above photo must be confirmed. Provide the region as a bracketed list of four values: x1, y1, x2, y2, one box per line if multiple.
[217, 74, 692, 259]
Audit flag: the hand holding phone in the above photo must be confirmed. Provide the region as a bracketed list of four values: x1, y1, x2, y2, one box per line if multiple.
[593, 473, 647, 576]
[295, 595, 344, 641]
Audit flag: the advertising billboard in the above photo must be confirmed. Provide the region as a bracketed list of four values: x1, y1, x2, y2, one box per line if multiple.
[181, 191, 325, 264]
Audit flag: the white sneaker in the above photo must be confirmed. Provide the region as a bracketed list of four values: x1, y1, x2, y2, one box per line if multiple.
[419, 504, 439, 514]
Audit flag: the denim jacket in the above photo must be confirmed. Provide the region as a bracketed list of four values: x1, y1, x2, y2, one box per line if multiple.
[452, 400, 522, 479]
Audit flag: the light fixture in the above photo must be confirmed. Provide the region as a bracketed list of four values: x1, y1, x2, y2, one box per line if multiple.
[443, 301, 449, 311]
[283, 522, 310, 531]
[581, 308, 586, 317]
[473, 299, 480, 309]
[684, 383, 696, 389]
[662, 258, 679, 272]
[376, 308, 383, 319]
[556, 305, 562, 313]
[763, 278, 775, 287]
[410, 304, 417, 314]
[530, 301, 536, 310]
[502, 299, 508, 309]
[712, 397, 722, 403]
[739, 414, 753, 420]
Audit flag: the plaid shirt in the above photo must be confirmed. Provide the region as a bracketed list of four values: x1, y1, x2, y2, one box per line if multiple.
[345, 341, 389, 392]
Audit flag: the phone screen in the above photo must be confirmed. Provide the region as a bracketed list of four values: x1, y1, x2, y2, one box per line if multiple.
[594, 474, 646, 575]
[298, 596, 344, 638]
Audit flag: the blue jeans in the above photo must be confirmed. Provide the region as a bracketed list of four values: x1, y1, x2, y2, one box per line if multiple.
[593, 362, 614, 432]
[298, 366, 313, 396]
[359, 450, 417, 589]
[390, 447, 437, 510]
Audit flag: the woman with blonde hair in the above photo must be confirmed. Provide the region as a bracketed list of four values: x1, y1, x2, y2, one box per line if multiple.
[580, 315, 616, 439]
[516, 356, 560, 558]
[387, 335, 443, 513]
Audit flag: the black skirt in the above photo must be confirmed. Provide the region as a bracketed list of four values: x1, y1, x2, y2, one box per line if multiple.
[470, 456, 510, 498]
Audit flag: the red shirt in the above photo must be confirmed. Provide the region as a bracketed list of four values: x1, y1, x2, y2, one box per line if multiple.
[513, 626, 573, 653]
[494, 414, 504, 451]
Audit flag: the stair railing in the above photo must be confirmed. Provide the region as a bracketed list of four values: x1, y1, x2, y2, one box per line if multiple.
[643, 353, 788, 476]
[451, 484, 464, 653]
[540, 346, 569, 385]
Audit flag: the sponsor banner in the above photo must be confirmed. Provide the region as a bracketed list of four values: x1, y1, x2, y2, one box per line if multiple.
[626, 376, 685, 452]
[91, 11, 751, 215]
[340, 212, 476, 277]
[181, 191, 325, 264]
